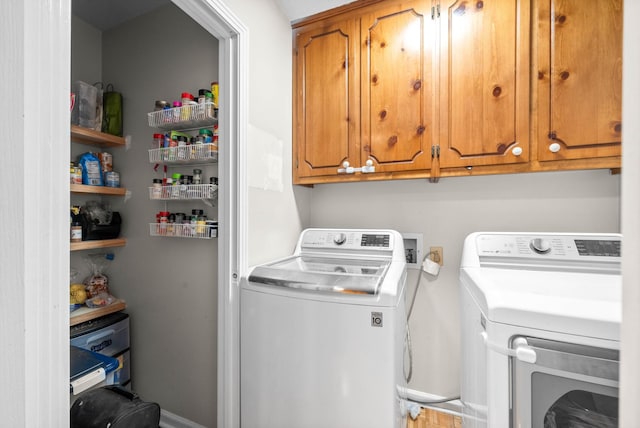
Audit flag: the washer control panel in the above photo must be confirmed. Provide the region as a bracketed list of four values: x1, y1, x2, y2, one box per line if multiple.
[301, 229, 392, 250]
[475, 233, 621, 262]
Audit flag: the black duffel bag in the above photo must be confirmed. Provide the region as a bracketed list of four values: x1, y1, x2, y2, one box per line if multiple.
[70, 386, 160, 428]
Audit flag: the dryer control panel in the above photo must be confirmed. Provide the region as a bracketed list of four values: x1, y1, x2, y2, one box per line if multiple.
[466, 233, 621, 273]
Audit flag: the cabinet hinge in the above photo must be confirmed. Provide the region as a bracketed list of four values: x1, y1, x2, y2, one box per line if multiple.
[431, 145, 440, 159]
[431, 3, 441, 19]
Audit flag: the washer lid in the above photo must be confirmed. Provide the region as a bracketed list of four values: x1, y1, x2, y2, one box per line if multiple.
[248, 255, 390, 295]
[461, 267, 621, 340]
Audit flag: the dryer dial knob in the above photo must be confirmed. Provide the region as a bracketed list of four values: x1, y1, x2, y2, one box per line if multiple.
[333, 233, 347, 245]
[530, 238, 552, 254]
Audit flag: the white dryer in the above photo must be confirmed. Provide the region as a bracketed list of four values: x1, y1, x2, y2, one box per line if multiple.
[459, 232, 621, 428]
[240, 228, 407, 428]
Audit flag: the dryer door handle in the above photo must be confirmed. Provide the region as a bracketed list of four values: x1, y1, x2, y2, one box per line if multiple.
[481, 332, 537, 364]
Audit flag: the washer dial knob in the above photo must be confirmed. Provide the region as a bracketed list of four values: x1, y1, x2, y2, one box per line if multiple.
[530, 238, 552, 254]
[333, 233, 347, 245]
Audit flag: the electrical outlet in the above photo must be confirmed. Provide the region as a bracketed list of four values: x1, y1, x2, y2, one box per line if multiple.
[430, 246, 443, 266]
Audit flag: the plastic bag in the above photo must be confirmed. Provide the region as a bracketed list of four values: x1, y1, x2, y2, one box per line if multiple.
[79, 152, 103, 186]
[83, 253, 113, 298]
[83, 200, 113, 225]
[85, 293, 116, 308]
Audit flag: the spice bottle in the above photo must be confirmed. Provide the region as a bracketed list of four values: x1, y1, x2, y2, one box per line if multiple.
[71, 222, 82, 242]
[152, 178, 162, 199]
[193, 169, 202, 185]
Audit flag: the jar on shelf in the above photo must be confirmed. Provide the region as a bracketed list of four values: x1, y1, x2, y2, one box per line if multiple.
[158, 211, 169, 236]
[172, 101, 182, 122]
[70, 162, 82, 184]
[171, 173, 181, 199]
[205, 91, 215, 118]
[152, 178, 162, 199]
[153, 133, 164, 149]
[193, 169, 202, 185]
[71, 222, 82, 242]
[177, 135, 188, 160]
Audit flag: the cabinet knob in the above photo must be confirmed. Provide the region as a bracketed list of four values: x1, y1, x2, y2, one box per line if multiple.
[343, 161, 350, 168]
[549, 142, 561, 153]
[512, 147, 523, 156]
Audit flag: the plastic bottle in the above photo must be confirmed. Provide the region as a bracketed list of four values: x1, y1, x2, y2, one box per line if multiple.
[172, 101, 182, 122]
[171, 173, 181, 199]
[153, 133, 164, 149]
[152, 178, 162, 199]
[211, 82, 219, 107]
[181, 93, 194, 121]
[193, 169, 202, 185]
[158, 211, 169, 236]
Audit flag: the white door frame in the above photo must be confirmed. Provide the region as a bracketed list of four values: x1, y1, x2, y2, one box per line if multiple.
[1, 0, 246, 426]
[171, 1, 247, 427]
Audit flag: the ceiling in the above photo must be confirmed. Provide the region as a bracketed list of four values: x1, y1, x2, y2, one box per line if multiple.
[72, 0, 354, 30]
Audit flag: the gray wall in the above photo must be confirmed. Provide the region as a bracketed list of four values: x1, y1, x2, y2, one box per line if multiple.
[309, 170, 621, 396]
[73, 4, 220, 426]
[103, 5, 219, 425]
[71, 15, 101, 85]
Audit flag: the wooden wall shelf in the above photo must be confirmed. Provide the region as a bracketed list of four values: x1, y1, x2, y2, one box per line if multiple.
[70, 299, 127, 326]
[70, 238, 127, 252]
[71, 125, 126, 147]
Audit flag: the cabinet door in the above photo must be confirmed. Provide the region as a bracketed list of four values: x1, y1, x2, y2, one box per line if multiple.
[536, 0, 622, 161]
[293, 19, 359, 181]
[438, 0, 530, 169]
[361, 0, 434, 173]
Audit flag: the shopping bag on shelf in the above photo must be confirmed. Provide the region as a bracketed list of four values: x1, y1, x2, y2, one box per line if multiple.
[102, 83, 123, 136]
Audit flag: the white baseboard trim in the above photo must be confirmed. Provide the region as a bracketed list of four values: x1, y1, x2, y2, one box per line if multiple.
[159, 409, 208, 428]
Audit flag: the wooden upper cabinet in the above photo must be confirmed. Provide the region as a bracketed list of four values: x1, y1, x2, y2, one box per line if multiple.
[437, 0, 530, 170]
[293, 19, 359, 180]
[536, 0, 622, 162]
[360, 0, 434, 173]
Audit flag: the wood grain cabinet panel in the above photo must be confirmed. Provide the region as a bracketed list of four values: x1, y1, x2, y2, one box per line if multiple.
[361, 0, 434, 173]
[294, 19, 359, 180]
[291, 0, 622, 184]
[437, 0, 531, 170]
[536, 0, 622, 162]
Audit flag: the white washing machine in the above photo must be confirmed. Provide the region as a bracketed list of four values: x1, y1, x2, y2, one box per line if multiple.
[240, 228, 407, 428]
[459, 232, 621, 428]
